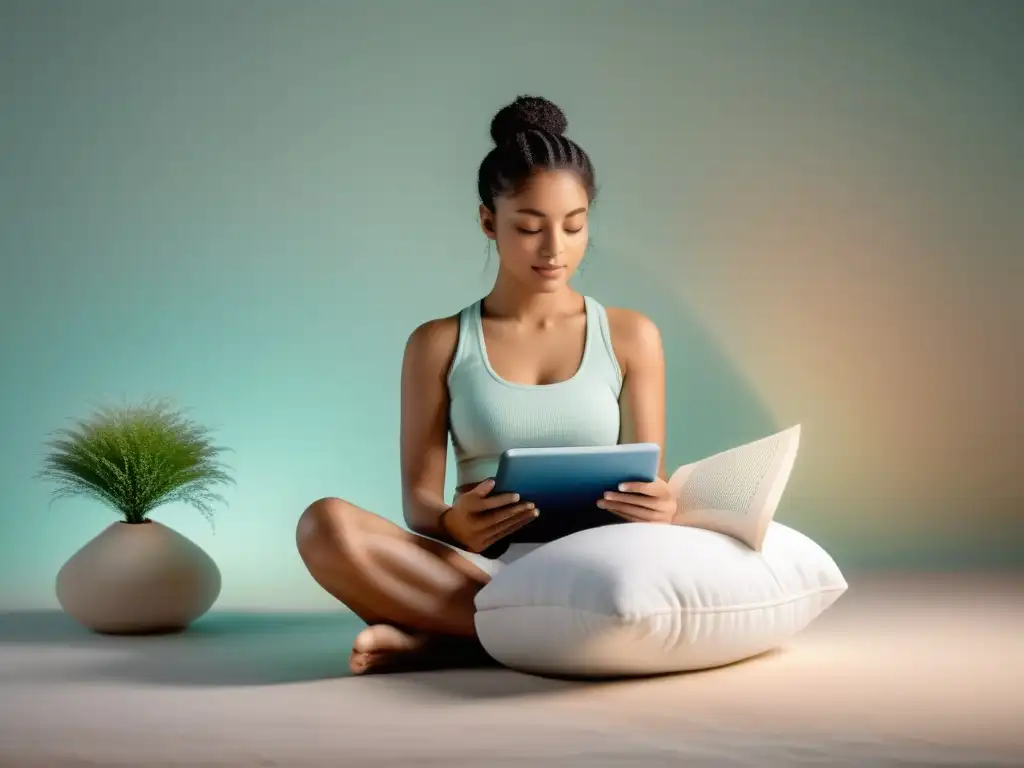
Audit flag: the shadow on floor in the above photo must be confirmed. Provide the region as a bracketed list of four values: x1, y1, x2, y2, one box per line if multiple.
[0, 609, 601, 697]
[0, 609, 362, 686]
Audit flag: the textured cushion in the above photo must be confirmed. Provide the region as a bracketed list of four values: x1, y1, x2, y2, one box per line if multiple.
[670, 424, 802, 550]
[474, 521, 847, 678]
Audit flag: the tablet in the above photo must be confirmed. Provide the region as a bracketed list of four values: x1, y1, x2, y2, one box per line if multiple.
[489, 443, 661, 545]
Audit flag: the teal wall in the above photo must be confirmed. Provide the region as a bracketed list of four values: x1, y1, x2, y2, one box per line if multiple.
[2, 1, 1021, 610]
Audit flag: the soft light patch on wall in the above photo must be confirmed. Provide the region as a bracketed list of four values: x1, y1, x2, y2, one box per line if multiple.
[664, 165, 1021, 539]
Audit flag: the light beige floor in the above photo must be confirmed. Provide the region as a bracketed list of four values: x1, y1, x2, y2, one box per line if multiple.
[1, 572, 1022, 767]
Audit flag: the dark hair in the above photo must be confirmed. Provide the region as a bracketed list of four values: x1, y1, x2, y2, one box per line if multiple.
[477, 95, 597, 212]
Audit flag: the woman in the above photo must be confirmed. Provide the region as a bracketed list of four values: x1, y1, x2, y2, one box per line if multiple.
[296, 96, 678, 675]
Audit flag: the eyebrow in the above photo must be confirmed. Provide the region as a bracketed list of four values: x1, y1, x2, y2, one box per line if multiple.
[515, 207, 588, 218]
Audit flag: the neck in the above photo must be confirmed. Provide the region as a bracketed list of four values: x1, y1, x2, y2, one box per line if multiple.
[484, 269, 582, 321]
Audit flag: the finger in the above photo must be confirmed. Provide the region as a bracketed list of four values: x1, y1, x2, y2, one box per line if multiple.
[597, 499, 663, 522]
[472, 478, 497, 496]
[472, 492, 522, 512]
[601, 491, 662, 510]
[614, 481, 659, 496]
[480, 508, 540, 550]
[479, 500, 535, 524]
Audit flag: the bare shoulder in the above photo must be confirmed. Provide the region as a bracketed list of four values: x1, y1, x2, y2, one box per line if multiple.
[605, 306, 664, 361]
[403, 313, 461, 377]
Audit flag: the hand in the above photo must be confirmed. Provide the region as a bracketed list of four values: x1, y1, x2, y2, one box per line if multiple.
[440, 478, 539, 554]
[596, 477, 677, 524]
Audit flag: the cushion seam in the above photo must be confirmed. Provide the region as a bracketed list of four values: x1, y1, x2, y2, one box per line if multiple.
[477, 585, 848, 618]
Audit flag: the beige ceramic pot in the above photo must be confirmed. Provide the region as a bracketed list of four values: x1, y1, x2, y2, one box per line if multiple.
[56, 519, 221, 634]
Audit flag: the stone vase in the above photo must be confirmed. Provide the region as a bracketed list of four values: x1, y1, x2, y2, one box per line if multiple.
[56, 519, 221, 634]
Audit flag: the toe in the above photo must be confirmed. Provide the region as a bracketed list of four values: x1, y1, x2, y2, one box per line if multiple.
[353, 624, 428, 655]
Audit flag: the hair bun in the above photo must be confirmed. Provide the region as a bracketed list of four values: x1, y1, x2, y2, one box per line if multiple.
[489, 95, 568, 144]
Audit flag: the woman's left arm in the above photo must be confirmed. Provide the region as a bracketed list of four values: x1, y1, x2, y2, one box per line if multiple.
[597, 309, 678, 524]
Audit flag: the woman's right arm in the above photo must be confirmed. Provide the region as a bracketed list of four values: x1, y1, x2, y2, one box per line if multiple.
[400, 316, 459, 541]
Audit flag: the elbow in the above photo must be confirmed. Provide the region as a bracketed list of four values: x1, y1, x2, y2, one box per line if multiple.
[402, 482, 450, 540]
[400, 490, 419, 531]
[400, 486, 430, 535]
[403, 508, 424, 535]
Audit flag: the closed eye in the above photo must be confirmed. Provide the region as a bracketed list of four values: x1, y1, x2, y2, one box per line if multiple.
[516, 227, 585, 235]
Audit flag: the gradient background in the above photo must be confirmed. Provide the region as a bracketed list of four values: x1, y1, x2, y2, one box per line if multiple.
[2, 0, 1021, 611]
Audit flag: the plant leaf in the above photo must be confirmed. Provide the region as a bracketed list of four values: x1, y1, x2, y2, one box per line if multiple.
[37, 397, 234, 527]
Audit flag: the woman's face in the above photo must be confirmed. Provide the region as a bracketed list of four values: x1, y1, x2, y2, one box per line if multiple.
[480, 169, 590, 292]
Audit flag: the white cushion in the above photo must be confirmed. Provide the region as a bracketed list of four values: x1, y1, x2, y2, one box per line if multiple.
[474, 521, 847, 677]
[669, 424, 801, 551]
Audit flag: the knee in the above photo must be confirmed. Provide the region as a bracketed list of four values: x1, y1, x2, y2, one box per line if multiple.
[296, 496, 361, 566]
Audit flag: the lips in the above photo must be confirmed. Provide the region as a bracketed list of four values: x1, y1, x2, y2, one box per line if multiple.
[532, 265, 565, 276]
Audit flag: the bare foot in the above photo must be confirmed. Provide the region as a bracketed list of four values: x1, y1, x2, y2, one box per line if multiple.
[348, 624, 494, 675]
[349, 624, 430, 675]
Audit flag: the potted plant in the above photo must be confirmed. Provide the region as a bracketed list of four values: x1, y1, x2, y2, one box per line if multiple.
[39, 398, 234, 634]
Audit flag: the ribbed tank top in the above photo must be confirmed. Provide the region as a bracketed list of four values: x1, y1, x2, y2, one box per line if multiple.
[447, 295, 623, 488]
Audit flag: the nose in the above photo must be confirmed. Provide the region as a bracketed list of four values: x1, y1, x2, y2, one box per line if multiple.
[540, 229, 565, 260]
